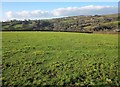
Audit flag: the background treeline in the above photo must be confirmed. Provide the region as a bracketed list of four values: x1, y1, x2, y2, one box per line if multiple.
[2, 14, 120, 33]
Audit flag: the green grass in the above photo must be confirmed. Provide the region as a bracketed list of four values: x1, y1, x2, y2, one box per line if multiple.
[102, 21, 119, 26]
[2, 32, 119, 86]
[13, 24, 22, 28]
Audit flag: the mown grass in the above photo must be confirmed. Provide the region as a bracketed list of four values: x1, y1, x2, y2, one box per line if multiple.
[2, 32, 119, 86]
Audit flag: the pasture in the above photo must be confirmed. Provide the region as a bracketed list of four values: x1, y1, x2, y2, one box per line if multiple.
[2, 32, 119, 86]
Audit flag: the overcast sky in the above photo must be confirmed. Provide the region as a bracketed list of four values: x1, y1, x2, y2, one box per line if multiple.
[2, 2, 118, 21]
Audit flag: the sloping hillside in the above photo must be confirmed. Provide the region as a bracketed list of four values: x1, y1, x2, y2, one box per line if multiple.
[2, 14, 119, 33]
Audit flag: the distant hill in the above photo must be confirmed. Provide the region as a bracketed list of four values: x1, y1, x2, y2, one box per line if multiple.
[2, 14, 120, 33]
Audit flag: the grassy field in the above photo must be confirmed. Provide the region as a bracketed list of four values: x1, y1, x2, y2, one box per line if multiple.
[2, 32, 119, 86]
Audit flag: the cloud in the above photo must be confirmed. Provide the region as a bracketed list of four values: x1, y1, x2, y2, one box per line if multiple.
[16, 11, 30, 18]
[4, 5, 118, 21]
[15, 10, 52, 19]
[5, 11, 13, 18]
[52, 5, 117, 16]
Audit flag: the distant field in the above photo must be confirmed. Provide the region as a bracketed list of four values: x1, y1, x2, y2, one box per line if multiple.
[2, 32, 119, 86]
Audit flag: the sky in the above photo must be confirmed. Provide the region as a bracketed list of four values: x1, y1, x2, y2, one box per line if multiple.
[1, 0, 119, 2]
[1, 2, 118, 21]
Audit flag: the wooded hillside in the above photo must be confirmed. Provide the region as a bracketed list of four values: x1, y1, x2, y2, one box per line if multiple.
[2, 14, 120, 33]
